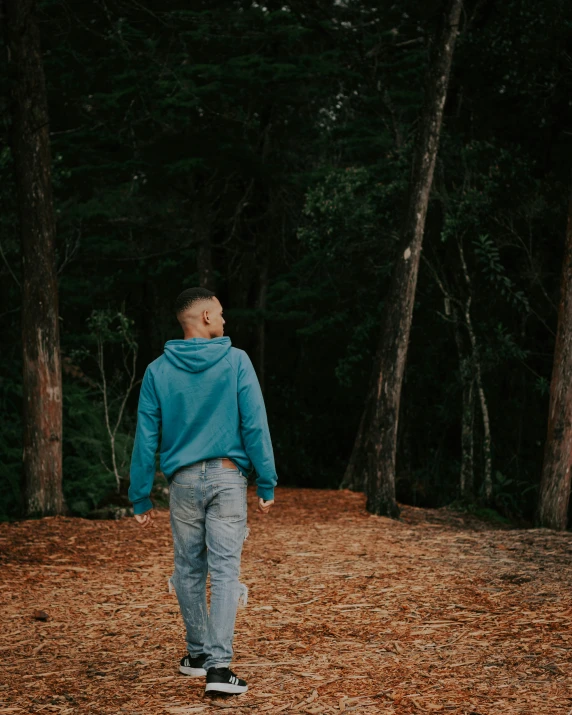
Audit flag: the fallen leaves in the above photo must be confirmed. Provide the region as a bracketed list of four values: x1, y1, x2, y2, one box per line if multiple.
[1, 488, 571, 714]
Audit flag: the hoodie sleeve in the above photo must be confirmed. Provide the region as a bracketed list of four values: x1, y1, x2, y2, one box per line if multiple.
[237, 351, 277, 501]
[128, 367, 161, 515]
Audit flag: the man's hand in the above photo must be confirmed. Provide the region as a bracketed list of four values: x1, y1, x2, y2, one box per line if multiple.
[257, 498, 274, 515]
[134, 508, 157, 528]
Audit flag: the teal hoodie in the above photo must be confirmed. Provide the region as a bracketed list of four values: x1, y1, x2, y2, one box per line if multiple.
[128, 337, 277, 515]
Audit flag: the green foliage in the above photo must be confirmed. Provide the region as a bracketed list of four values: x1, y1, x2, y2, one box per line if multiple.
[85, 309, 138, 355]
[473, 235, 529, 313]
[62, 383, 123, 517]
[68, 309, 139, 496]
[281, 165, 405, 386]
[62, 307, 138, 516]
[486, 470, 538, 519]
[453, 503, 513, 526]
[1, 0, 571, 523]
[61, 310, 138, 515]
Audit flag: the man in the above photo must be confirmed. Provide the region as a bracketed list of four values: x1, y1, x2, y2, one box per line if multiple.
[128, 287, 277, 696]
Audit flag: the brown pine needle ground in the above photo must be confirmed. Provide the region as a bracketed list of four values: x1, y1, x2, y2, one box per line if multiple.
[1, 487, 571, 714]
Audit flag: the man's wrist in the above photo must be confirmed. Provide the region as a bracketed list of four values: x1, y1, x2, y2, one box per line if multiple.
[132, 497, 153, 515]
[256, 487, 274, 501]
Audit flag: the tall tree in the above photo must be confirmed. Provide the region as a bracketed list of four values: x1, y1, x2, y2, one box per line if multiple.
[537, 187, 572, 530]
[350, 0, 463, 517]
[3, 0, 65, 515]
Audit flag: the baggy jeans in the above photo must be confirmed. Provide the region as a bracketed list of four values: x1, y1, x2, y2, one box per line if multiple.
[169, 458, 248, 671]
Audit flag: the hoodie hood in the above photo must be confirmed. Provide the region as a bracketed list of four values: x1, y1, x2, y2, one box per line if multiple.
[163, 337, 232, 373]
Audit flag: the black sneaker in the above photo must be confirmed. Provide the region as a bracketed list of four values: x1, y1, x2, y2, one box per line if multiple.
[205, 666, 248, 694]
[179, 652, 207, 677]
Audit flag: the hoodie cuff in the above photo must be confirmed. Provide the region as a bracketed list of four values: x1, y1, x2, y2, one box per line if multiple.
[132, 497, 153, 515]
[256, 486, 275, 502]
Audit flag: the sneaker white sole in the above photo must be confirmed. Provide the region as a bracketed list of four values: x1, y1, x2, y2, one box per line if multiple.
[205, 682, 248, 694]
[179, 665, 207, 677]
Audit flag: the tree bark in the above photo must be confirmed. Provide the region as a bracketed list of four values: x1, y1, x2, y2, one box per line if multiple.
[424, 257, 477, 501]
[451, 300, 475, 501]
[459, 375, 475, 499]
[356, 0, 463, 517]
[463, 297, 492, 502]
[537, 187, 572, 530]
[426, 251, 489, 504]
[4, 0, 65, 515]
[457, 244, 493, 503]
[455, 333, 475, 501]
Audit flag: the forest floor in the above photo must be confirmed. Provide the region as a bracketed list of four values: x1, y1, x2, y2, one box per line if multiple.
[1, 487, 571, 715]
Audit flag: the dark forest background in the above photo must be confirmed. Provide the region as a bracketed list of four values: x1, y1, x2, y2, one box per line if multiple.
[1, 0, 571, 523]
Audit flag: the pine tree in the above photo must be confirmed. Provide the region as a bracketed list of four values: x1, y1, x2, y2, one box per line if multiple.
[4, 0, 65, 515]
[350, 0, 463, 517]
[537, 187, 572, 530]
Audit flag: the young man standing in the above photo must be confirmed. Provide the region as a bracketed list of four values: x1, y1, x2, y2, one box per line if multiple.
[128, 287, 277, 695]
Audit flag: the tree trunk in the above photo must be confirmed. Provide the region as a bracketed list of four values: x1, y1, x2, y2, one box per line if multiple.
[464, 302, 492, 503]
[458, 357, 475, 501]
[4, 0, 65, 515]
[458, 244, 493, 503]
[460, 376, 475, 499]
[358, 0, 463, 517]
[451, 302, 475, 500]
[537, 187, 572, 530]
[425, 260, 477, 502]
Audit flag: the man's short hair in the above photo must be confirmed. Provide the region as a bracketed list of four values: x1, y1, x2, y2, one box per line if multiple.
[174, 287, 216, 315]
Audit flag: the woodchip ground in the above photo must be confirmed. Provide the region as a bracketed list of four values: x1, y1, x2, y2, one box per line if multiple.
[1, 487, 571, 714]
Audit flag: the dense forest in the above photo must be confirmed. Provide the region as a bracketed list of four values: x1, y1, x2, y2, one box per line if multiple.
[2, 0, 572, 526]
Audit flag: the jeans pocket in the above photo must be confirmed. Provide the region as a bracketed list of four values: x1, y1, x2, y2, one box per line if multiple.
[214, 482, 246, 521]
[169, 480, 198, 520]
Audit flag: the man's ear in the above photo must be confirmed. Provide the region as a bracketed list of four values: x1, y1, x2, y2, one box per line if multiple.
[203, 309, 211, 324]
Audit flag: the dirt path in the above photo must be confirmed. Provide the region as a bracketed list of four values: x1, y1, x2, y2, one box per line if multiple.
[1, 488, 571, 714]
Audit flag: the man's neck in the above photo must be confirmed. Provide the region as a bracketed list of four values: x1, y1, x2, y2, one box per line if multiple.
[183, 331, 211, 340]
[183, 328, 213, 340]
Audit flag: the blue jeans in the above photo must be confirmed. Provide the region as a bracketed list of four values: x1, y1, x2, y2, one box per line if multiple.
[169, 458, 248, 671]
